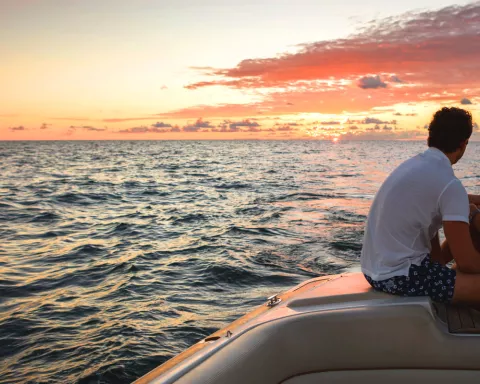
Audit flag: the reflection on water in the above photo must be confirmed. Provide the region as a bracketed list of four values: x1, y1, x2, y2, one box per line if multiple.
[0, 140, 478, 383]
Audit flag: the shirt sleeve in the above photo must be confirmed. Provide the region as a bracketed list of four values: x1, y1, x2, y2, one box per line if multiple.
[439, 179, 469, 223]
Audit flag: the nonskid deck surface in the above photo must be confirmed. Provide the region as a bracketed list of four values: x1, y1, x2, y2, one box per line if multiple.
[435, 303, 480, 334]
[134, 273, 480, 384]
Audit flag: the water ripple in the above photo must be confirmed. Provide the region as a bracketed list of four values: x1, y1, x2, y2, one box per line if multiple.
[1, 140, 479, 384]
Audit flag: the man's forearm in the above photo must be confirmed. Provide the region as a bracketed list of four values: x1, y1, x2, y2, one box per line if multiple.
[468, 194, 480, 205]
[430, 232, 453, 265]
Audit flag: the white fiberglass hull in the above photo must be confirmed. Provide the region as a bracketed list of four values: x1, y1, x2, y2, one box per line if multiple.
[134, 273, 480, 384]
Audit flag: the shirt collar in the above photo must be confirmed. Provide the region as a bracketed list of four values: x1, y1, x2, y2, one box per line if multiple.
[423, 147, 452, 167]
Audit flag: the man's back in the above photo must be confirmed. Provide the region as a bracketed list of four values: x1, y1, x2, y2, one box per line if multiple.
[361, 147, 469, 281]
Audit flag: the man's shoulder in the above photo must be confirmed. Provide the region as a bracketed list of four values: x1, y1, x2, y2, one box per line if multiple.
[385, 153, 455, 195]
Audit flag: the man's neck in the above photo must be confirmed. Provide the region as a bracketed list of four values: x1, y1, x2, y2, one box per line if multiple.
[444, 151, 457, 165]
[431, 147, 457, 165]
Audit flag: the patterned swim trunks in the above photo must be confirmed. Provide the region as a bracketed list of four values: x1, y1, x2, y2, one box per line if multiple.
[364, 256, 456, 303]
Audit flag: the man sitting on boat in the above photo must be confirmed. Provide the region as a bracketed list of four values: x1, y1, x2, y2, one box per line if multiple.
[361, 107, 480, 304]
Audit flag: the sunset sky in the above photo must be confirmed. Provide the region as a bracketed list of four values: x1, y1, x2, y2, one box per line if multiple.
[2, 0, 480, 140]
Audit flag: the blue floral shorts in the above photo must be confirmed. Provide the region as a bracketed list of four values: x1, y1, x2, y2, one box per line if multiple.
[364, 256, 456, 303]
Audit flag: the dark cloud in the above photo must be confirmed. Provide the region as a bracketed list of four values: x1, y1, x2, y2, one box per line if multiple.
[118, 125, 179, 134]
[228, 119, 260, 129]
[152, 122, 172, 128]
[390, 75, 403, 83]
[461, 98, 472, 105]
[358, 75, 387, 89]
[213, 119, 261, 132]
[183, 118, 215, 132]
[353, 117, 397, 125]
[275, 121, 301, 127]
[275, 124, 295, 132]
[10, 126, 26, 131]
[183, 126, 202, 132]
[117, 122, 181, 133]
[70, 125, 107, 132]
[40, 123, 52, 130]
[118, 126, 150, 134]
[320, 121, 341, 125]
[213, 125, 239, 133]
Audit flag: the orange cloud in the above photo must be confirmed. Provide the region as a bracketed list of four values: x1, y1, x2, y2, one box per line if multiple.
[188, 3, 480, 88]
[163, 2, 480, 119]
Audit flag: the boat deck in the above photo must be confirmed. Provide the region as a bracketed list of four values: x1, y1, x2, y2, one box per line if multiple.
[134, 273, 480, 384]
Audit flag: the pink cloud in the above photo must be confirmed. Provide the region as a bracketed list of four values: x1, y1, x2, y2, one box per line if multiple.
[187, 3, 480, 88]
[162, 2, 480, 119]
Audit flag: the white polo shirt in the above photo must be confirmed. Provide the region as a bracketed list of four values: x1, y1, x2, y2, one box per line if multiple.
[361, 147, 469, 281]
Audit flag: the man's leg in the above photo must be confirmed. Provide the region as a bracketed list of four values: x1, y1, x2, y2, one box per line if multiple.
[452, 272, 480, 304]
[452, 218, 480, 304]
[431, 213, 480, 266]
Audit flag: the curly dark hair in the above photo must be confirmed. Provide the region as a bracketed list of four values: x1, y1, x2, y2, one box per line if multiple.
[427, 107, 473, 153]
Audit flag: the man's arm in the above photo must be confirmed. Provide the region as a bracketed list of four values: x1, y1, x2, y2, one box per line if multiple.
[430, 232, 442, 262]
[443, 219, 480, 273]
[430, 232, 454, 265]
[468, 194, 480, 206]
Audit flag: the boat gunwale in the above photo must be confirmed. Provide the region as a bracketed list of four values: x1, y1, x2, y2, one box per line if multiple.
[133, 274, 336, 384]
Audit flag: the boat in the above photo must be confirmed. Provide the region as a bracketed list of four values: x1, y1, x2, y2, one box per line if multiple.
[133, 272, 480, 384]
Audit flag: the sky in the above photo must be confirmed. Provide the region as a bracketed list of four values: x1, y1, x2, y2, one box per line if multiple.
[1, 0, 480, 140]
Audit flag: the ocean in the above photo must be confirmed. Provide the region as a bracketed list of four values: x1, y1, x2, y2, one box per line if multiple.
[1, 140, 479, 383]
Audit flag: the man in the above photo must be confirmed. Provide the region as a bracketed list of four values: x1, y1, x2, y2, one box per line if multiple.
[361, 107, 480, 304]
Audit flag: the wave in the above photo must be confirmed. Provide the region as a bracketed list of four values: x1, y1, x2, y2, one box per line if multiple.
[0, 140, 443, 384]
